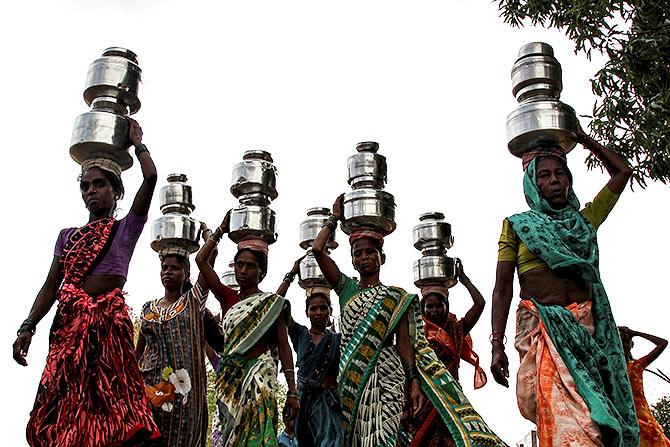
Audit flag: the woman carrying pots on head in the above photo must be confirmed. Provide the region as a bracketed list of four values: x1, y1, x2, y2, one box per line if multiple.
[135, 221, 223, 447]
[491, 124, 638, 446]
[12, 119, 161, 446]
[311, 195, 505, 447]
[619, 326, 670, 447]
[276, 256, 345, 447]
[413, 259, 487, 446]
[195, 212, 300, 447]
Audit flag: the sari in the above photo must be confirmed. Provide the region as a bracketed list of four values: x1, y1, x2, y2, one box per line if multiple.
[336, 274, 506, 447]
[289, 323, 344, 447]
[27, 218, 159, 447]
[628, 357, 670, 447]
[213, 292, 286, 447]
[506, 158, 638, 447]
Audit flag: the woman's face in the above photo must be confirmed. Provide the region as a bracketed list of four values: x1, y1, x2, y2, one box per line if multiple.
[351, 238, 383, 276]
[423, 293, 448, 324]
[307, 295, 331, 329]
[535, 157, 570, 209]
[161, 256, 186, 291]
[80, 168, 117, 215]
[234, 250, 262, 288]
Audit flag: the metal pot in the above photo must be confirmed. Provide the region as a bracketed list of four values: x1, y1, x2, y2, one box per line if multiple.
[159, 174, 194, 215]
[341, 188, 396, 235]
[506, 99, 578, 156]
[299, 252, 329, 288]
[299, 207, 338, 250]
[70, 109, 133, 170]
[228, 204, 278, 244]
[347, 141, 387, 189]
[151, 214, 201, 253]
[511, 55, 562, 102]
[221, 262, 239, 290]
[413, 212, 454, 251]
[83, 47, 141, 114]
[230, 150, 278, 200]
[413, 255, 457, 288]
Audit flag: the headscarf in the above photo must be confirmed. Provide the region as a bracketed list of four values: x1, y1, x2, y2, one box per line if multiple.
[159, 247, 190, 258]
[237, 238, 269, 255]
[81, 157, 123, 180]
[305, 286, 331, 301]
[521, 146, 566, 171]
[420, 285, 449, 299]
[348, 228, 384, 247]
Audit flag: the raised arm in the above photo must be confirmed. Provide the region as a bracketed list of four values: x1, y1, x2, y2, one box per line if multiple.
[276, 255, 304, 297]
[311, 194, 344, 287]
[458, 260, 486, 336]
[12, 256, 64, 366]
[195, 221, 218, 287]
[578, 123, 633, 194]
[127, 118, 158, 216]
[630, 328, 668, 365]
[490, 260, 516, 387]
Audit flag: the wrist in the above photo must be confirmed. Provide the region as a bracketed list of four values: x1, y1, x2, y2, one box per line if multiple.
[284, 272, 296, 283]
[134, 143, 149, 156]
[489, 331, 507, 346]
[17, 318, 36, 337]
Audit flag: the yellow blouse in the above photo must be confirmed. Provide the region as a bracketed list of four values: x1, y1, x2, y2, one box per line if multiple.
[498, 185, 620, 275]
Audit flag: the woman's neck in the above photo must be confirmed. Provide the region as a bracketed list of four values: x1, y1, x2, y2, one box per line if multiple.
[88, 210, 113, 223]
[358, 273, 381, 288]
[161, 288, 182, 304]
[239, 285, 261, 299]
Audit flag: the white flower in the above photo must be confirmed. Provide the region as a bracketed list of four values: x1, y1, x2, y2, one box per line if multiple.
[169, 368, 192, 395]
[162, 402, 174, 412]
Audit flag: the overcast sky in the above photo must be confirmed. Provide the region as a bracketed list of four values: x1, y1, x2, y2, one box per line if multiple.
[2, 0, 668, 444]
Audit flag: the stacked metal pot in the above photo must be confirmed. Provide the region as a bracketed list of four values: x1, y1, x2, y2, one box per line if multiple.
[412, 212, 458, 288]
[228, 150, 279, 244]
[298, 207, 338, 288]
[221, 262, 239, 290]
[506, 42, 578, 157]
[341, 142, 396, 235]
[70, 47, 142, 170]
[151, 174, 201, 254]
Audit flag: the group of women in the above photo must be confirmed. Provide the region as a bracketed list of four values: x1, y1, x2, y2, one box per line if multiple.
[11, 115, 669, 447]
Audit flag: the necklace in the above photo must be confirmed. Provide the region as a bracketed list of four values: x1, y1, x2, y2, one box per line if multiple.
[358, 281, 380, 289]
[309, 329, 326, 336]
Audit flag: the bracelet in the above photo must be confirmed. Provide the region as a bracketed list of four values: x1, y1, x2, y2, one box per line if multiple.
[284, 272, 296, 283]
[17, 318, 36, 336]
[489, 331, 507, 345]
[210, 228, 223, 244]
[134, 143, 149, 156]
[323, 215, 338, 232]
[404, 365, 419, 383]
[287, 390, 299, 399]
[283, 368, 295, 374]
[459, 274, 471, 285]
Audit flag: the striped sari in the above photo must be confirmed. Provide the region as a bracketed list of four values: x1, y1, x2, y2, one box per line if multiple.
[213, 292, 286, 447]
[336, 274, 506, 447]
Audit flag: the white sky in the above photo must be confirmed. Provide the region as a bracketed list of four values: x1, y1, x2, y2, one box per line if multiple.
[2, 1, 669, 444]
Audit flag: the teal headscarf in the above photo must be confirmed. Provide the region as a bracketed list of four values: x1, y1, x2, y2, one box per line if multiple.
[508, 157, 639, 447]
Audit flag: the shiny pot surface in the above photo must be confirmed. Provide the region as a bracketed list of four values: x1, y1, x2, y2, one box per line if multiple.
[228, 205, 278, 244]
[159, 174, 194, 215]
[83, 47, 141, 114]
[221, 269, 239, 290]
[511, 55, 562, 101]
[413, 255, 457, 288]
[413, 212, 454, 250]
[230, 151, 278, 200]
[299, 207, 338, 249]
[347, 142, 387, 189]
[341, 189, 396, 236]
[151, 214, 201, 253]
[70, 110, 133, 170]
[506, 99, 578, 157]
[299, 252, 329, 288]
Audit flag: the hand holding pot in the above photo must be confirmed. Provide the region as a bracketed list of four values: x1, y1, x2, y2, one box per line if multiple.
[127, 117, 143, 147]
[219, 210, 231, 234]
[332, 194, 344, 221]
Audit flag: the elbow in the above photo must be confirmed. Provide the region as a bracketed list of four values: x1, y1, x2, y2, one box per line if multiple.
[144, 170, 158, 184]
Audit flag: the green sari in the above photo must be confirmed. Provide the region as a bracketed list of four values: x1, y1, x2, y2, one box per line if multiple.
[336, 274, 506, 447]
[213, 292, 286, 447]
[507, 158, 639, 447]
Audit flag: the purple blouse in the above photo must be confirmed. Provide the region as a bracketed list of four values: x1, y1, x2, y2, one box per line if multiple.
[54, 212, 147, 279]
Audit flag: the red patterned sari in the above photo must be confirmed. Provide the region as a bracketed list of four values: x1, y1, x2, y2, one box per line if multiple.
[27, 218, 159, 447]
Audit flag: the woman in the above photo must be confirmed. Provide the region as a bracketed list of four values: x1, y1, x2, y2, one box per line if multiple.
[195, 212, 300, 447]
[490, 124, 638, 447]
[278, 257, 345, 447]
[135, 223, 219, 447]
[12, 119, 160, 446]
[311, 197, 505, 447]
[413, 260, 487, 446]
[619, 326, 670, 446]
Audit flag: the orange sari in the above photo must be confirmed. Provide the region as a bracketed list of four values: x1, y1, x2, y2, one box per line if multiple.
[628, 357, 670, 447]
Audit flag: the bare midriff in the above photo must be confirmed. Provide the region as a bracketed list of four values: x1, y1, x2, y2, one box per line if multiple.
[82, 274, 126, 297]
[244, 334, 272, 360]
[519, 267, 591, 306]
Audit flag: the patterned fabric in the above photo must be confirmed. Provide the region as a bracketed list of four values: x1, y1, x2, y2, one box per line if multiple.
[516, 300, 604, 446]
[289, 323, 344, 447]
[238, 238, 269, 255]
[627, 358, 670, 447]
[138, 282, 210, 446]
[27, 218, 159, 447]
[213, 292, 287, 447]
[336, 274, 506, 447]
[348, 229, 384, 247]
[507, 158, 639, 447]
[81, 156, 123, 179]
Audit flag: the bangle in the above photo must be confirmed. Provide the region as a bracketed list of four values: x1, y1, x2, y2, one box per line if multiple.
[404, 365, 419, 383]
[287, 390, 299, 399]
[283, 368, 295, 374]
[134, 143, 149, 156]
[17, 318, 36, 336]
[323, 215, 338, 232]
[459, 274, 471, 285]
[489, 331, 507, 345]
[284, 272, 296, 283]
[210, 228, 223, 244]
